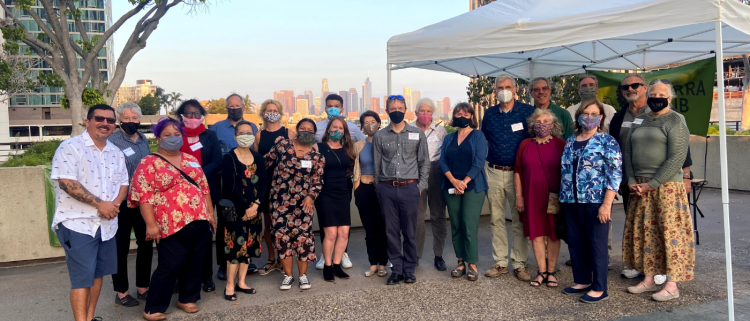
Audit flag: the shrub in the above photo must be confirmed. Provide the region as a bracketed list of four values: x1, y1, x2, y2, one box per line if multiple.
[1, 140, 63, 167]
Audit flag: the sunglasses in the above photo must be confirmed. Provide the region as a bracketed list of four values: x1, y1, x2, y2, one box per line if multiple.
[620, 83, 645, 91]
[649, 78, 672, 85]
[92, 115, 116, 124]
[388, 95, 405, 100]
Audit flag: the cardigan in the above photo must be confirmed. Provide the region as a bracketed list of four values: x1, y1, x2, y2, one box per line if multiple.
[197, 130, 222, 204]
[560, 132, 622, 203]
[439, 129, 489, 193]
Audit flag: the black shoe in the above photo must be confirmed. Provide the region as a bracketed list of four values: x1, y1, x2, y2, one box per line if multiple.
[136, 290, 148, 300]
[91, 318, 103, 321]
[217, 266, 227, 281]
[202, 278, 216, 292]
[333, 264, 350, 279]
[114, 293, 140, 307]
[247, 263, 258, 274]
[434, 256, 447, 271]
[387, 273, 402, 285]
[323, 264, 335, 282]
[404, 272, 416, 283]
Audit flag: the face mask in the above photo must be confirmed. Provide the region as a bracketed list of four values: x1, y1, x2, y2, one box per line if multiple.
[388, 111, 405, 124]
[497, 89, 514, 103]
[297, 131, 316, 145]
[264, 111, 281, 123]
[579, 87, 597, 100]
[363, 123, 379, 136]
[577, 114, 601, 131]
[236, 134, 255, 148]
[417, 114, 432, 126]
[326, 108, 341, 118]
[452, 116, 471, 128]
[227, 108, 244, 121]
[120, 122, 140, 135]
[159, 135, 183, 152]
[533, 123, 553, 138]
[647, 97, 670, 113]
[328, 130, 343, 141]
[182, 116, 204, 129]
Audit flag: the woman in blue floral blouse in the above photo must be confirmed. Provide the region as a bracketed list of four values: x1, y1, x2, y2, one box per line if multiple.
[559, 99, 622, 304]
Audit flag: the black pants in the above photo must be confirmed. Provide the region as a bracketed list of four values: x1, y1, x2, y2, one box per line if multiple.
[145, 220, 210, 314]
[203, 206, 225, 279]
[621, 185, 631, 213]
[565, 203, 609, 292]
[111, 203, 153, 293]
[354, 183, 388, 266]
[377, 182, 420, 275]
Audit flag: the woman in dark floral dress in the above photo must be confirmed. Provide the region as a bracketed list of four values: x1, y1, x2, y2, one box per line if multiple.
[264, 118, 324, 291]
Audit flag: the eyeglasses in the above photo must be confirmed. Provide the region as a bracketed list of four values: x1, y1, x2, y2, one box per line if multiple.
[388, 95, 405, 100]
[92, 115, 116, 124]
[620, 83, 645, 91]
[531, 87, 550, 93]
[182, 112, 202, 118]
[649, 78, 671, 85]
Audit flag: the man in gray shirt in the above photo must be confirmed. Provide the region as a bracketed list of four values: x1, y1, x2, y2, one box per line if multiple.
[373, 95, 430, 285]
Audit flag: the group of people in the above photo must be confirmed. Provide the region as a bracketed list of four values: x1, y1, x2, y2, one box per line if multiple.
[49, 72, 695, 321]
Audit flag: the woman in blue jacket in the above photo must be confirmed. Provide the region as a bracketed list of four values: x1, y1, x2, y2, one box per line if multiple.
[440, 102, 488, 281]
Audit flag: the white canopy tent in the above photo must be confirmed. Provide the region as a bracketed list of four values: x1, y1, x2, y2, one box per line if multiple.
[387, 0, 750, 319]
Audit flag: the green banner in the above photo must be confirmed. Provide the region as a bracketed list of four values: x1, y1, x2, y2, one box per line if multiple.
[590, 57, 715, 136]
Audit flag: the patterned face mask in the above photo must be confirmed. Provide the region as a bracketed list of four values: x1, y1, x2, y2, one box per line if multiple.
[328, 130, 343, 141]
[264, 111, 281, 122]
[363, 123, 379, 136]
[533, 122, 553, 138]
[236, 134, 255, 148]
[578, 114, 601, 131]
[297, 131, 316, 145]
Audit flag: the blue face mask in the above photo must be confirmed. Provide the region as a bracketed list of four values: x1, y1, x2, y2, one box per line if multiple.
[326, 108, 341, 118]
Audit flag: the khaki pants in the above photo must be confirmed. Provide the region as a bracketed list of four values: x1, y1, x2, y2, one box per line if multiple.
[485, 163, 528, 269]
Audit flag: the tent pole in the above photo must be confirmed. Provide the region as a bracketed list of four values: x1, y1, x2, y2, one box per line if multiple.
[387, 63, 392, 96]
[714, 20, 735, 321]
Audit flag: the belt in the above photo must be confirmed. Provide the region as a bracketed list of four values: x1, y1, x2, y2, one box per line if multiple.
[383, 179, 418, 186]
[488, 163, 514, 171]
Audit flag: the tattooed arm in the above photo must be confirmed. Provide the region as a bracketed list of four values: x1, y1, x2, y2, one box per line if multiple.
[58, 179, 119, 219]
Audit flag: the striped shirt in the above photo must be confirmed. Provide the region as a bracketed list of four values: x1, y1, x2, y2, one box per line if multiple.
[108, 129, 151, 182]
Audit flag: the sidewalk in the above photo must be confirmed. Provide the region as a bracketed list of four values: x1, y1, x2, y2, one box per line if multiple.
[1, 188, 749, 320]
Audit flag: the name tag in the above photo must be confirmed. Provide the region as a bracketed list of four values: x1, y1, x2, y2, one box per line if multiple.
[633, 118, 644, 125]
[301, 160, 312, 168]
[188, 162, 201, 168]
[511, 122, 524, 132]
[190, 142, 203, 151]
[622, 122, 632, 128]
[408, 133, 420, 140]
[122, 147, 135, 157]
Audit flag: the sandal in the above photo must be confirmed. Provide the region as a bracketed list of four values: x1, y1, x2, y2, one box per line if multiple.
[530, 272, 547, 287]
[466, 264, 479, 281]
[451, 259, 466, 278]
[235, 283, 257, 294]
[259, 259, 278, 276]
[377, 266, 388, 277]
[546, 271, 559, 288]
[223, 289, 237, 301]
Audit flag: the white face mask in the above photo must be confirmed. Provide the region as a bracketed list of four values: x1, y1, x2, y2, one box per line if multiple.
[497, 89, 514, 103]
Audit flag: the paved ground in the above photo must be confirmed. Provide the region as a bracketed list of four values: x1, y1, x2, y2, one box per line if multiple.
[1, 188, 749, 321]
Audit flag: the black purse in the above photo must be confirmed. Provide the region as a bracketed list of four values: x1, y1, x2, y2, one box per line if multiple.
[219, 155, 240, 223]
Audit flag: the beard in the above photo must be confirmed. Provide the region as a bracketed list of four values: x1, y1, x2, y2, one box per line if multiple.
[624, 92, 640, 103]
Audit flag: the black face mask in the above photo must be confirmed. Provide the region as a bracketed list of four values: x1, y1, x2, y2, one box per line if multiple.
[120, 122, 140, 135]
[452, 117, 471, 128]
[389, 111, 405, 124]
[227, 108, 244, 121]
[647, 97, 670, 113]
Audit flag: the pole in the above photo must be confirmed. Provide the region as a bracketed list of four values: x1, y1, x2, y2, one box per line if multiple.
[714, 20, 735, 321]
[387, 63, 392, 96]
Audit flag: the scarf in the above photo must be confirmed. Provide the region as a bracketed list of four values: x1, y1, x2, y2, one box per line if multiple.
[180, 125, 205, 164]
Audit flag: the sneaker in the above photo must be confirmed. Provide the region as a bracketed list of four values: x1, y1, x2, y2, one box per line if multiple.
[485, 264, 509, 278]
[299, 274, 311, 290]
[514, 268, 531, 281]
[621, 268, 644, 279]
[342, 252, 353, 269]
[654, 274, 667, 285]
[136, 290, 148, 300]
[114, 293, 140, 307]
[315, 257, 325, 270]
[280, 275, 294, 290]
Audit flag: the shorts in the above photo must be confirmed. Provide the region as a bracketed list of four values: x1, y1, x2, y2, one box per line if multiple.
[56, 224, 117, 289]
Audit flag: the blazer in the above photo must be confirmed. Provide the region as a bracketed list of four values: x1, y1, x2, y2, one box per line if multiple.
[560, 132, 622, 204]
[198, 130, 222, 204]
[439, 129, 489, 193]
[352, 139, 367, 183]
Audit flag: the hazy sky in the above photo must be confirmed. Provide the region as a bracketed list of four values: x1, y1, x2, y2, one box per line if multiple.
[111, 0, 471, 109]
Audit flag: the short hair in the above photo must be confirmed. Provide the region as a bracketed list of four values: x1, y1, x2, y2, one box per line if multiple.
[175, 99, 206, 117]
[359, 110, 381, 128]
[579, 75, 598, 87]
[87, 104, 115, 120]
[646, 79, 677, 100]
[386, 96, 406, 111]
[153, 117, 185, 137]
[527, 108, 563, 138]
[325, 94, 344, 106]
[531, 77, 550, 88]
[574, 99, 606, 135]
[296, 118, 317, 133]
[225, 93, 244, 108]
[415, 98, 436, 114]
[494, 74, 517, 87]
[621, 73, 647, 86]
[234, 120, 255, 135]
[116, 102, 142, 119]
[451, 102, 478, 129]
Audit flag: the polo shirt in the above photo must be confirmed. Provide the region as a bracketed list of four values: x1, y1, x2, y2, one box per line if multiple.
[209, 118, 258, 155]
[481, 101, 534, 166]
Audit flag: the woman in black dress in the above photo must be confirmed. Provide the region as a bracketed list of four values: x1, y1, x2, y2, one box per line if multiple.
[316, 117, 356, 282]
[222, 121, 267, 300]
[253, 99, 297, 276]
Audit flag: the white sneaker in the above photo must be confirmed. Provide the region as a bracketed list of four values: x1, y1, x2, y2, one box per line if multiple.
[299, 274, 311, 290]
[342, 252, 353, 269]
[621, 268, 644, 279]
[654, 274, 667, 285]
[315, 257, 324, 270]
[280, 275, 294, 290]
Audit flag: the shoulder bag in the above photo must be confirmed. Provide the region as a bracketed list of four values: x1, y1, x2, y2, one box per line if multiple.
[536, 144, 561, 215]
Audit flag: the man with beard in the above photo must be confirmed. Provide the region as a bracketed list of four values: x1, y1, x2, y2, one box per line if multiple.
[567, 75, 618, 133]
[531, 77, 575, 139]
[50, 104, 129, 321]
[211, 93, 259, 156]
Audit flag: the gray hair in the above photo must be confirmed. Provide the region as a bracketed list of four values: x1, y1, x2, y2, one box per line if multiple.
[495, 74, 517, 87]
[579, 75, 598, 87]
[621, 73, 647, 85]
[415, 98, 436, 114]
[225, 93, 245, 108]
[531, 77, 550, 88]
[647, 79, 677, 99]
[116, 102, 142, 119]
[527, 108, 562, 137]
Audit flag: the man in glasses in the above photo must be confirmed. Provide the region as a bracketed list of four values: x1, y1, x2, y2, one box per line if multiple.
[567, 75, 617, 133]
[50, 104, 129, 321]
[531, 77, 575, 139]
[210, 93, 259, 157]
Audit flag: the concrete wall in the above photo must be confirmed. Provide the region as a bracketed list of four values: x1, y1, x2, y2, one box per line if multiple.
[689, 135, 750, 191]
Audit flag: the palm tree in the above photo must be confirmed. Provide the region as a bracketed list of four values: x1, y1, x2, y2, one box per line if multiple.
[169, 92, 183, 114]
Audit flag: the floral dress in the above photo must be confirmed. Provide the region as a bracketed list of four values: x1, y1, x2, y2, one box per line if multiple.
[222, 149, 267, 264]
[264, 139, 324, 262]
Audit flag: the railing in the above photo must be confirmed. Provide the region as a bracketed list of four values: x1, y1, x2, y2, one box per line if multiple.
[708, 121, 742, 132]
[713, 92, 745, 99]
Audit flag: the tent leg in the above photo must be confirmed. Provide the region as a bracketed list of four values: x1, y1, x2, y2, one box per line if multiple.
[715, 20, 735, 321]
[387, 64, 392, 96]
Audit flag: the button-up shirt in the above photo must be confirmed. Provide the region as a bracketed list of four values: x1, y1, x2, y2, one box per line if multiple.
[315, 118, 366, 143]
[108, 129, 150, 182]
[209, 118, 259, 156]
[50, 131, 129, 241]
[373, 123, 430, 191]
[412, 121, 447, 162]
[481, 101, 535, 166]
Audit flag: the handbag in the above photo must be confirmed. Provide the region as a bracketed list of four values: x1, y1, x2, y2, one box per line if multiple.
[536, 143, 561, 215]
[219, 154, 241, 223]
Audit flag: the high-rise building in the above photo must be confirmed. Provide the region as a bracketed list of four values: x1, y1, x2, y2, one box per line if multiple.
[443, 97, 451, 118]
[321, 91, 334, 112]
[282, 90, 295, 115]
[370, 97, 380, 113]
[296, 99, 309, 115]
[362, 77, 372, 111]
[383, 96, 389, 111]
[339, 90, 349, 113]
[273, 91, 286, 112]
[436, 100, 444, 118]
[115, 80, 159, 107]
[403, 87, 412, 111]
[314, 97, 321, 114]
[412, 91, 421, 111]
[304, 90, 313, 109]
[321, 78, 329, 114]
[348, 88, 359, 116]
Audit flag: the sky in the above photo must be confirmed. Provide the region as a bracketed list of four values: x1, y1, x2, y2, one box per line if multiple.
[111, 0, 471, 110]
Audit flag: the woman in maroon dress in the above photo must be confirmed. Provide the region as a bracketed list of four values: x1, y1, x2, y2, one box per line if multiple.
[514, 108, 566, 288]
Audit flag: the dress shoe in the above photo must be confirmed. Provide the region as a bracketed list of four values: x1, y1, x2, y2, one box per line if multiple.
[142, 312, 167, 321]
[404, 272, 416, 283]
[434, 256, 447, 271]
[202, 278, 215, 292]
[217, 266, 227, 281]
[387, 273, 402, 285]
[176, 301, 199, 313]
